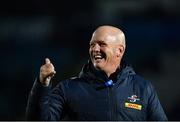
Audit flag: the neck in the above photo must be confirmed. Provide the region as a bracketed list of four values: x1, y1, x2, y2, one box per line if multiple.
[104, 62, 121, 77]
[106, 66, 120, 77]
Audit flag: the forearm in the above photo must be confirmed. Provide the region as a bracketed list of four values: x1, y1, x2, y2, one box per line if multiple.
[26, 78, 65, 120]
[26, 78, 51, 120]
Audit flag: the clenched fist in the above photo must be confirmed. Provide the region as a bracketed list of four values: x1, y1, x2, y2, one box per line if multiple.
[39, 58, 56, 86]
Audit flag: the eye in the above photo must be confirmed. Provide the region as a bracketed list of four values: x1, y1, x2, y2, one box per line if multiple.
[90, 43, 95, 48]
[99, 42, 106, 47]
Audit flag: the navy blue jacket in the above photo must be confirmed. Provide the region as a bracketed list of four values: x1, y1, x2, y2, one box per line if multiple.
[26, 61, 167, 120]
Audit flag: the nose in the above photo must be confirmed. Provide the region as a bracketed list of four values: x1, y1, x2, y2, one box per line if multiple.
[93, 44, 100, 52]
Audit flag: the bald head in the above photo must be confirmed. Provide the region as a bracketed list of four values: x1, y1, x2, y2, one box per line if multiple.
[89, 25, 126, 76]
[92, 25, 126, 48]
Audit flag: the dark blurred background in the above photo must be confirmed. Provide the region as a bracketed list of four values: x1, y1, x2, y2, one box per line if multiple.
[0, 0, 180, 120]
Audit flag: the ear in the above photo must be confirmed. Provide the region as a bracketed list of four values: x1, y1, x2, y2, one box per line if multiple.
[115, 48, 120, 57]
[116, 45, 125, 57]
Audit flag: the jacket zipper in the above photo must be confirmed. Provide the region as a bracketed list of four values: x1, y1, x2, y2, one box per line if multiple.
[108, 87, 113, 120]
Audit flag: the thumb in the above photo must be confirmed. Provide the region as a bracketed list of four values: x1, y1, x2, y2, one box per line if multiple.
[45, 58, 51, 64]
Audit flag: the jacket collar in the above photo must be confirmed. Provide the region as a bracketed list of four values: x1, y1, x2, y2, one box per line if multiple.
[79, 59, 136, 85]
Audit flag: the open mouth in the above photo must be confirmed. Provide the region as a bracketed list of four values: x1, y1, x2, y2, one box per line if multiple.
[94, 55, 103, 60]
[93, 53, 106, 61]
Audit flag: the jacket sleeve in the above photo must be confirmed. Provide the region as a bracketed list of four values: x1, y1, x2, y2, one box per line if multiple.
[26, 78, 66, 120]
[146, 81, 168, 120]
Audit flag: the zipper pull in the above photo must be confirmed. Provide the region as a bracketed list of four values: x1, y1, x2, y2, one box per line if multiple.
[105, 80, 114, 87]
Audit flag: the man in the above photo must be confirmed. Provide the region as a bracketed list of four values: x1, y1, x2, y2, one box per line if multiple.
[26, 25, 167, 120]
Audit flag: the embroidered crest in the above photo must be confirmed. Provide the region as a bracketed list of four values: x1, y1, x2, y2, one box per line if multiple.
[128, 95, 140, 103]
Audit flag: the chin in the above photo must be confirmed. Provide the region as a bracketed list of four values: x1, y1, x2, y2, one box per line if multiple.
[93, 63, 104, 70]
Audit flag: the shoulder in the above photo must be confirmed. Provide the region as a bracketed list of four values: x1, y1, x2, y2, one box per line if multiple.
[132, 74, 154, 90]
[52, 77, 84, 94]
[56, 76, 85, 88]
[132, 74, 157, 97]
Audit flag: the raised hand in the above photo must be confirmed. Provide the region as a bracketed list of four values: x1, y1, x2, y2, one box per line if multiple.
[39, 58, 56, 86]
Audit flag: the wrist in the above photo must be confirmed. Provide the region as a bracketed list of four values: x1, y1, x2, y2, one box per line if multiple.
[39, 76, 50, 86]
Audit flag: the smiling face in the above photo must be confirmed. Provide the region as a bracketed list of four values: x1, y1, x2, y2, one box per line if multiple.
[89, 26, 125, 76]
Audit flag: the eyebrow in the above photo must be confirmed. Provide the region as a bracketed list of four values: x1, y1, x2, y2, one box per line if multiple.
[90, 40, 105, 44]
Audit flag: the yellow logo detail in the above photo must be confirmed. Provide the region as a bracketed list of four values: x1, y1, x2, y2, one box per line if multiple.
[125, 102, 142, 110]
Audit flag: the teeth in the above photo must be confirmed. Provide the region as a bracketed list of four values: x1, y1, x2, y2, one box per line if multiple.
[94, 55, 103, 60]
[95, 55, 102, 58]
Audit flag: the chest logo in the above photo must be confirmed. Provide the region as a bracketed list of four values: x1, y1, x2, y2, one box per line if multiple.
[126, 95, 142, 110]
[125, 102, 142, 110]
[128, 95, 140, 103]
